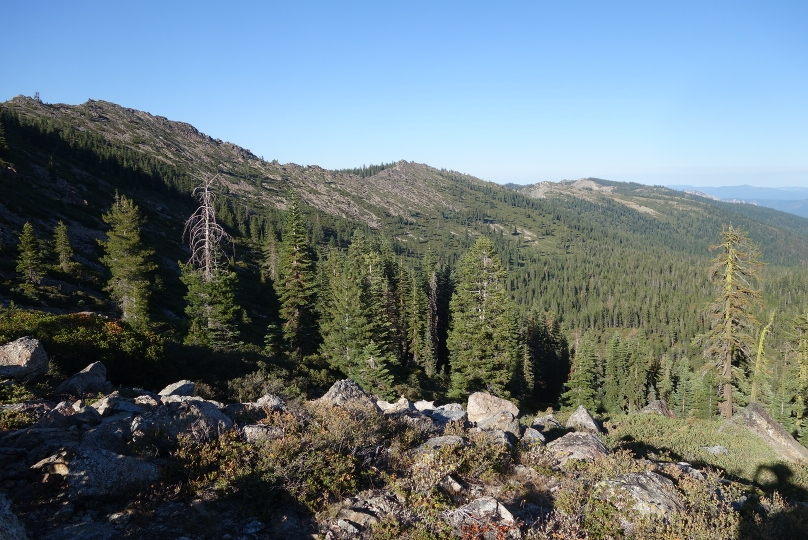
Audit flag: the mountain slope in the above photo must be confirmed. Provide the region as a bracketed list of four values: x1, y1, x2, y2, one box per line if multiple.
[2, 96, 808, 357]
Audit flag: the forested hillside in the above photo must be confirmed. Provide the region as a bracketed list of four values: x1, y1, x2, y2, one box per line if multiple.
[3, 95, 808, 430]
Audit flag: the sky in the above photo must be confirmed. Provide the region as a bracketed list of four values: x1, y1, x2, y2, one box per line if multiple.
[2, 1, 807, 188]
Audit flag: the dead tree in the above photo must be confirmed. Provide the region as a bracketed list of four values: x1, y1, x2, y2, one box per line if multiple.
[183, 174, 232, 280]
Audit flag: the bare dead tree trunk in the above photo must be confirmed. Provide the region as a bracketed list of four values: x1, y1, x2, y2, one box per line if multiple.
[183, 175, 231, 282]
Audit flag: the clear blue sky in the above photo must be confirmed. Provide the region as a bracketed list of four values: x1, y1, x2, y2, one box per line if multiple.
[2, 1, 806, 187]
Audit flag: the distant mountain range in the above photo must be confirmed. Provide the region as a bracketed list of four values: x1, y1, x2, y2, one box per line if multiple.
[666, 185, 808, 218]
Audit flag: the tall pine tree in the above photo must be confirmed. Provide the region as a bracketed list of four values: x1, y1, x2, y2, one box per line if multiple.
[99, 194, 156, 328]
[277, 196, 317, 357]
[561, 332, 599, 411]
[53, 220, 73, 273]
[16, 222, 45, 284]
[447, 237, 519, 399]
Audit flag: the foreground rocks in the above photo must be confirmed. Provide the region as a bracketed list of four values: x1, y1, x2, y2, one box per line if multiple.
[0, 336, 49, 381]
[547, 432, 610, 465]
[0, 493, 28, 540]
[56, 362, 111, 395]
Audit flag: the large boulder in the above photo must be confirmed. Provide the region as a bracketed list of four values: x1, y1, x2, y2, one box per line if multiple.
[130, 399, 233, 442]
[732, 403, 808, 463]
[602, 471, 684, 517]
[467, 392, 519, 423]
[241, 424, 284, 443]
[158, 380, 194, 397]
[316, 379, 379, 412]
[476, 411, 522, 438]
[38, 400, 101, 428]
[565, 405, 602, 433]
[32, 446, 161, 499]
[641, 400, 677, 419]
[0, 493, 28, 540]
[447, 497, 520, 540]
[57, 362, 111, 395]
[424, 403, 468, 426]
[0, 336, 49, 381]
[547, 432, 609, 465]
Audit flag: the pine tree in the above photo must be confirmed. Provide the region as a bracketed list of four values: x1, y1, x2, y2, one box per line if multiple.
[53, 220, 73, 273]
[447, 237, 519, 399]
[16, 222, 44, 284]
[656, 354, 675, 405]
[99, 195, 156, 327]
[180, 260, 241, 347]
[603, 334, 627, 414]
[671, 357, 694, 417]
[625, 335, 652, 412]
[788, 311, 808, 438]
[277, 196, 316, 357]
[561, 332, 599, 411]
[698, 225, 763, 418]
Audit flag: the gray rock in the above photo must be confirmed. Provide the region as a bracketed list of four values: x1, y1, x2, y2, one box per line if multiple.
[57, 362, 110, 395]
[0, 336, 49, 381]
[479, 429, 515, 447]
[158, 380, 194, 397]
[418, 435, 466, 452]
[467, 392, 519, 423]
[476, 411, 522, 437]
[242, 424, 284, 443]
[130, 399, 233, 442]
[565, 405, 602, 433]
[0, 399, 55, 423]
[388, 409, 440, 435]
[90, 392, 145, 417]
[243, 519, 265, 534]
[732, 403, 808, 463]
[521, 427, 546, 445]
[68, 447, 161, 499]
[703, 445, 728, 455]
[448, 497, 520, 540]
[159, 395, 207, 405]
[641, 400, 677, 418]
[72, 405, 102, 426]
[547, 432, 609, 465]
[316, 379, 380, 412]
[602, 471, 684, 517]
[133, 395, 160, 407]
[38, 401, 81, 428]
[256, 394, 286, 411]
[0, 493, 28, 540]
[425, 403, 467, 425]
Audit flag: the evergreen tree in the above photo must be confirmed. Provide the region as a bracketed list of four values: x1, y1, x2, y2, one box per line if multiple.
[603, 334, 628, 413]
[788, 311, 808, 438]
[698, 225, 763, 418]
[53, 220, 73, 273]
[180, 260, 241, 347]
[447, 237, 519, 399]
[99, 195, 156, 327]
[656, 354, 675, 405]
[561, 332, 599, 411]
[625, 334, 653, 412]
[671, 357, 694, 417]
[277, 196, 316, 357]
[16, 222, 44, 284]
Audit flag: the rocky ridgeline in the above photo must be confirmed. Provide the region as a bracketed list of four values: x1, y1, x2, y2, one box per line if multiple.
[1, 336, 806, 539]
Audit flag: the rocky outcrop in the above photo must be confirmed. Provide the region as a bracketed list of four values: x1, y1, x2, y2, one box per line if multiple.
[565, 405, 601, 433]
[602, 471, 684, 517]
[0, 493, 28, 540]
[467, 392, 519, 423]
[476, 411, 522, 437]
[38, 400, 102, 428]
[57, 362, 111, 395]
[0, 336, 48, 381]
[316, 379, 380, 412]
[532, 414, 563, 433]
[641, 400, 677, 418]
[547, 432, 609, 465]
[418, 435, 467, 453]
[424, 403, 467, 426]
[448, 497, 520, 540]
[732, 403, 808, 463]
[521, 427, 546, 445]
[157, 380, 194, 397]
[130, 399, 233, 443]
